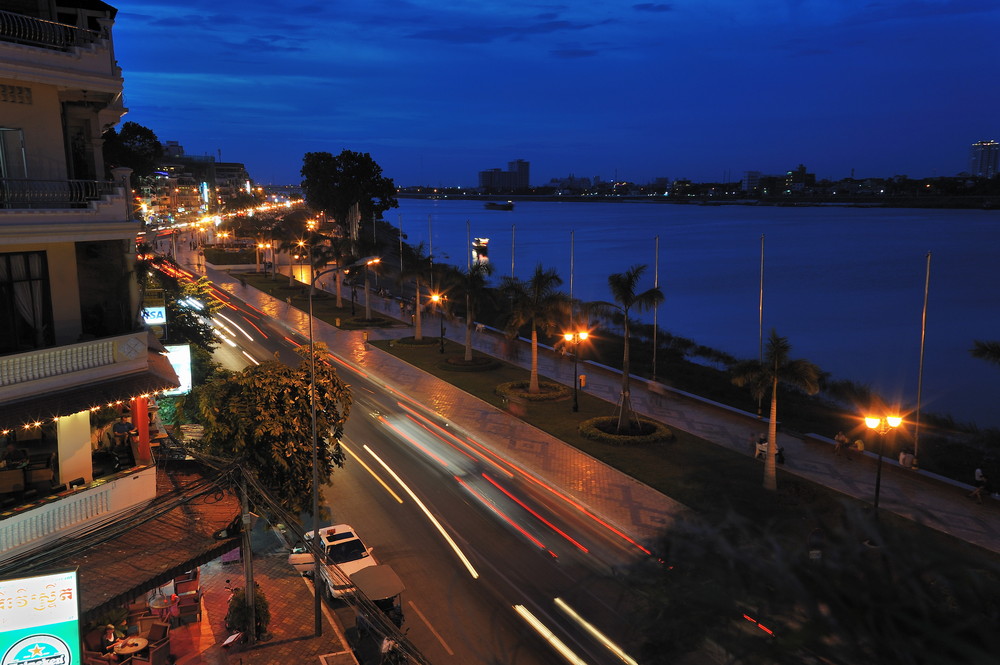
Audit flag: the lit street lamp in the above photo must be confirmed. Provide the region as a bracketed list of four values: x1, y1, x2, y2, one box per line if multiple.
[306, 252, 378, 637]
[430, 293, 446, 353]
[864, 414, 902, 519]
[563, 331, 589, 412]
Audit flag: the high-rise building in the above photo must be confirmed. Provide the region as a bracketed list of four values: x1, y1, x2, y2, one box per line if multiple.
[970, 140, 999, 178]
[478, 159, 530, 192]
[0, 2, 180, 559]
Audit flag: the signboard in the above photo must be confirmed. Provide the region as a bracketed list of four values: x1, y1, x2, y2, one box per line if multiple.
[141, 306, 167, 326]
[0, 568, 80, 665]
[163, 344, 192, 396]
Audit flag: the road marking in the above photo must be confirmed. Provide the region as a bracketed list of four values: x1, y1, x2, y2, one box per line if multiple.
[408, 600, 454, 655]
[342, 442, 403, 503]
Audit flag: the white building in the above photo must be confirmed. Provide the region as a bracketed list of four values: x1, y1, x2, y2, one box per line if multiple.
[0, 1, 179, 560]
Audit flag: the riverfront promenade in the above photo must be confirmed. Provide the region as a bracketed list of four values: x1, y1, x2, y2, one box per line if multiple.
[170, 242, 1000, 557]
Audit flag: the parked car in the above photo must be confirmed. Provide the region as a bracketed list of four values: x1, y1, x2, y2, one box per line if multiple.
[288, 524, 377, 598]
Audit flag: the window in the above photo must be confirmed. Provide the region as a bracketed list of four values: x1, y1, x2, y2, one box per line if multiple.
[0, 251, 53, 353]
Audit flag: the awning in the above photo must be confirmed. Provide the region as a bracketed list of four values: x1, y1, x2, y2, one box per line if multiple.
[0, 467, 241, 619]
[0, 352, 179, 432]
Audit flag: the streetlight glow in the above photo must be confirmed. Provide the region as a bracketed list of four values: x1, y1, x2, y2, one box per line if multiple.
[864, 413, 902, 520]
[564, 330, 589, 412]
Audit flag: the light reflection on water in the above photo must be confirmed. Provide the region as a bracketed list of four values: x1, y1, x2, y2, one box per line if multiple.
[396, 198, 1000, 428]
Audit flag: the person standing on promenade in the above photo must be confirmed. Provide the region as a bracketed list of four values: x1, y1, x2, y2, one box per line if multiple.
[969, 467, 989, 504]
[834, 431, 850, 457]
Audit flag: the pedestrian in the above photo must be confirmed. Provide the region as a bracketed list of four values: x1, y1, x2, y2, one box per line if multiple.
[968, 467, 989, 504]
[851, 439, 865, 459]
[834, 431, 849, 456]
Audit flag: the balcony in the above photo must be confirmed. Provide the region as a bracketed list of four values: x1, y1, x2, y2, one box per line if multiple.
[0, 9, 104, 52]
[0, 177, 118, 209]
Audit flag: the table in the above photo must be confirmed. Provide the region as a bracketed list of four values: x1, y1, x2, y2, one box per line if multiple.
[114, 637, 148, 656]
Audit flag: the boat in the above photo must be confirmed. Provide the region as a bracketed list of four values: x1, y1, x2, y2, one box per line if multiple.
[484, 201, 514, 211]
[472, 237, 489, 263]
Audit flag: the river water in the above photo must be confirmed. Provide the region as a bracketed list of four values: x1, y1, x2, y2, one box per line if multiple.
[391, 198, 1000, 429]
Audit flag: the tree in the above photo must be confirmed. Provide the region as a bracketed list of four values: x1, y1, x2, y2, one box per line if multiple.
[300, 150, 398, 233]
[971, 340, 1000, 367]
[732, 330, 820, 491]
[626, 510, 1000, 665]
[446, 261, 494, 361]
[499, 265, 570, 393]
[597, 265, 664, 433]
[192, 344, 351, 515]
[102, 121, 163, 184]
[400, 241, 431, 341]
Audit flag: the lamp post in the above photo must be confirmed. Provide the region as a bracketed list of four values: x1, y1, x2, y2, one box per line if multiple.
[864, 414, 902, 520]
[563, 331, 589, 412]
[306, 253, 378, 637]
[430, 293, 445, 353]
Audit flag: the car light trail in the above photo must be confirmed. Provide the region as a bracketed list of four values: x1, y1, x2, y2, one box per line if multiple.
[243, 318, 269, 339]
[454, 476, 549, 553]
[363, 444, 479, 579]
[380, 418, 454, 470]
[215, 312, 254, 341]
[513, 605, 588, 665]
[212, 329, 237, 347]
[396, 404, 514, 479]
[241, 350, 260, 365]
[554, 597, 638, 665]
[482, 474, 589, 554]
[342, 442, 403, 503]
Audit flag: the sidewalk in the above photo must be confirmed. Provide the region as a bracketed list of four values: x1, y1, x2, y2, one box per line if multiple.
[174, 242, 1000, 556]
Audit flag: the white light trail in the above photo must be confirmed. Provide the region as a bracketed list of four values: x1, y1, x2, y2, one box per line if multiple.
[513, 604, 588, 665]
[363, 444, 479, 579]
[215, 312, 254, 341]
[555, 597, 638, 665]
[241, 350, 260, 365]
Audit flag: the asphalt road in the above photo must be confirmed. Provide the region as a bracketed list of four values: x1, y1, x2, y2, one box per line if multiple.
[186, 269, 654, 665]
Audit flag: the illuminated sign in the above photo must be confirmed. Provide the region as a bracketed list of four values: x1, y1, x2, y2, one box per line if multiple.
[163, 344, 192, 396]
[141, 306, 167, 325]
[0, 569, 80, 665]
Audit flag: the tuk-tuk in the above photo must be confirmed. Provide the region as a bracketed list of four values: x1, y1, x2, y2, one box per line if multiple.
[350, 564, 405, 630]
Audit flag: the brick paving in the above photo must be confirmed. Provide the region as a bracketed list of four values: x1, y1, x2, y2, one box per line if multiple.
[163, 240, 999, 663]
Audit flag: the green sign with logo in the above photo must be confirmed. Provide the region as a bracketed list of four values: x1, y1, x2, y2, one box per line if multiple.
[0, 569, 80, 665]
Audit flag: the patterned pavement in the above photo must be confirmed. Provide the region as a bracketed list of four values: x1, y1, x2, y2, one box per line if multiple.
[164, 241, 999, 663]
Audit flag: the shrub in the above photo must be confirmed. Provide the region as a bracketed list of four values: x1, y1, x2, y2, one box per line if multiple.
[226, 584, 271, 638]
[495, 381, 571, 402]
[579, 416, 673, 446]
[439, 356, 501, 372]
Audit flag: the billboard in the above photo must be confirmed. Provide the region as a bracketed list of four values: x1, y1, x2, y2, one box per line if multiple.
[163, 344, 192, 396]
[0, 568, 80, 665]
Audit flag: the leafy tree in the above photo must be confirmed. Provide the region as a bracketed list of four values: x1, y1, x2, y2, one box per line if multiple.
[595, 265, 664, 433]
[439, 261, 494, 361]
[193, 344, 351, 515]
[401, 241, 431, 341]
[627, 510, 1000, 665]
[163, 275, 223, 351]
[971, 340, 1000, 367]
[300, 150, 398, 233]
[499, 265, 570, 393]
[221, 191, 259, 214]
[732, 330, 820, 491]
[102, 121, 164, 182]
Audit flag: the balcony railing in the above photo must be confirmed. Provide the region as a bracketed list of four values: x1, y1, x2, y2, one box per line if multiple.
[0, 10, 104, 51]
[0, 178, 119, 209]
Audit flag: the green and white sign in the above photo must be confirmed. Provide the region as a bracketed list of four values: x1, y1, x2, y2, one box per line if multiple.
[0, 569, 80, 665]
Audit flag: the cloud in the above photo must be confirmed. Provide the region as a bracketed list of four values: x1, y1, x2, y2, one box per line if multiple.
[632, 3, 673, 12]
[551, 48, 600, 58]
[408, 17, 613, 44]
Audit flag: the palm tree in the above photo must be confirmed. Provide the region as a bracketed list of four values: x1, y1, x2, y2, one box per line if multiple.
[499, 265, 569, 393]
[401, 241, 431, 341]
[971, 340, 1000, 367]
[597, 265, 664, 433]
[442, 262, 494, 361]
[312, 234, 354, 305]
[732, 330, 820, 491]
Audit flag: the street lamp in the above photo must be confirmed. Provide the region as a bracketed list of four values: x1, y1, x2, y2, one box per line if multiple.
[563, 331, 589, 412]
[864, 414, 903, 519]
[306, 253, 378, 637]
[430, 293, 446, 353]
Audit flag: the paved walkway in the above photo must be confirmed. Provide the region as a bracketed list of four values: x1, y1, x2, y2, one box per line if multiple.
[169, 239, 1000, 558]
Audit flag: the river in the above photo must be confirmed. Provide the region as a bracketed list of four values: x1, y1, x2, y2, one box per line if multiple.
[390, 198, 1000, 429]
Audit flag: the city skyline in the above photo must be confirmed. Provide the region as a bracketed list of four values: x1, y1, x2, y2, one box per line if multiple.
[114, 1, 1000, 186]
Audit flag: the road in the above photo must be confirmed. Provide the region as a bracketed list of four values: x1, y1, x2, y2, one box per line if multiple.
[165, 260, 657, 665]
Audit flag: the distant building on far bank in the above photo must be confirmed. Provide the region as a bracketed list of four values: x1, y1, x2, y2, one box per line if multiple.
[478, 159, 530, 193]
[970, 140, 999, 178]
[742, 171, 761, 193]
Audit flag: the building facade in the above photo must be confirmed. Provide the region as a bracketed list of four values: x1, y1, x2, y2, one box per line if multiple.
[970, 140, 999, 179]
[0, 1, 178, 559]
[478, 159, 530, 193]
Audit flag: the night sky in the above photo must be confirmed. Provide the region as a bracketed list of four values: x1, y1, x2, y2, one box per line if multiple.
[113, 1, 1000, 187]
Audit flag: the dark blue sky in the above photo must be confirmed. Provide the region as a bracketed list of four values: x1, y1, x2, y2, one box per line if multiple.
[113, 1, 1000, 187]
